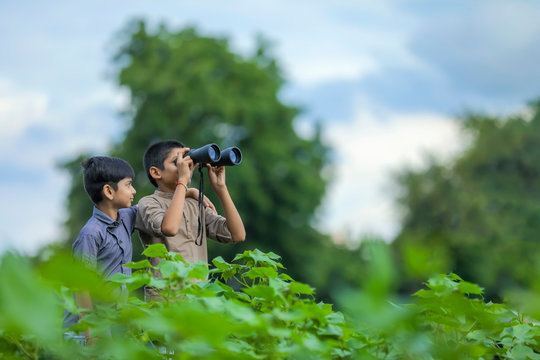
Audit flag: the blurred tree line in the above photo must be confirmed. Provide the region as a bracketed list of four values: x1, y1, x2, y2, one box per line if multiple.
[393, 100, 540, 300]
[62, 20, 363, 303]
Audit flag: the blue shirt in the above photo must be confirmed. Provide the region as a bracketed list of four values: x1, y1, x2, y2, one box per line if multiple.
[64, 206, 137, 329]
[73, 206, 137, 278]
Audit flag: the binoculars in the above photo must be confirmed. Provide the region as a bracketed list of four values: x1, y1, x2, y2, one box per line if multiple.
[180, 143, 242, 166]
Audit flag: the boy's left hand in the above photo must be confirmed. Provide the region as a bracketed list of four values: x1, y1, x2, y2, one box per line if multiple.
[207, 164, 226, 189]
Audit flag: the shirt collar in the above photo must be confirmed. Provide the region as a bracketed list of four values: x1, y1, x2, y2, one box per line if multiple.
[92, 206, 120, 227]
[155, 189, 174, 199]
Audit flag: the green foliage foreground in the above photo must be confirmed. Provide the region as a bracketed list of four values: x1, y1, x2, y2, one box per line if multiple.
[1, 243, 540, 359]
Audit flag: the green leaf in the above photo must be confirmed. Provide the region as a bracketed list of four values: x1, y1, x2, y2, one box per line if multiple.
[243, 285, 276, 301]
[142, 243, 168, 258]
[458, 281, 483, 295]
[109, 272, 131, 283]
[317, 324, 343, 337]
[233, 249, 284, 269]
[149, 277, 168, 289]
[158, 260, 189, 279]
[124, 259, 154, 269]
[507, 344, 540, 359]
[448, 273, 463, 282]
[278, 273, 294, 281]
[109, 272, 150, 292]
[413, 289, 435, 298]
[244, 267, 278, 280]
[0, 253, 62, 344]
[38, 252, 113, 299]
[212, 256, 241, 282]
[212, 256, 229, 270]
[289, 281, 314, 295]
[188, 262, 210, 280]
[224, 301, 258, 324]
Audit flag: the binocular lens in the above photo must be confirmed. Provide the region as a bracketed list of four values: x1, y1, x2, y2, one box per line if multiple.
[229, 150, 237, 163]
[208, 146, 218, 161]
[229, 148, 241, 164]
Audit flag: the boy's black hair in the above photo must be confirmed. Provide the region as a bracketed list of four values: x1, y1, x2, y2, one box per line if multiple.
[81, 156, 135, 204]
[143, 140, 185, 187]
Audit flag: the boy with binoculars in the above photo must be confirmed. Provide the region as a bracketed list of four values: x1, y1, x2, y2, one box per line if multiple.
[135, 140, 246, 298]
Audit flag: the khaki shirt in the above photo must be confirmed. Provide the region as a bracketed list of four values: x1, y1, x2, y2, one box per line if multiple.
[135, 189, 233, 266]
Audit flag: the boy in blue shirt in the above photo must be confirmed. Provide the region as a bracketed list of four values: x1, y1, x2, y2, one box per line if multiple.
[63, 155, 211, 344]
[63, 156, 137, 344]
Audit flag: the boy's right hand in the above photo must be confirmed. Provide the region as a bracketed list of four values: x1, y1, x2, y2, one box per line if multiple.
[175, 148, 196, 185]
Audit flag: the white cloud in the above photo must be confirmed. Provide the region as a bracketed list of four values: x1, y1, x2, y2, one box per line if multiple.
[285, 55, 380, 87]
[0, 79, 48, 149]
[318, 105, 463, 242]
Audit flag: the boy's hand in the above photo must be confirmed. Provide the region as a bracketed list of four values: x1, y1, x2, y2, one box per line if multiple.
[207, 164, 226, 190]
[185, 188, 217, 213]
[175, 148, 196, 185]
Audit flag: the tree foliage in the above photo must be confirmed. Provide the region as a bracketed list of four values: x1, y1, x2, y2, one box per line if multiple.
[62, 20, 332, 292]
[393, 100, 540, 299]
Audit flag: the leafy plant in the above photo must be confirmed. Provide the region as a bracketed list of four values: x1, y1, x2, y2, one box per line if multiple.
[2, 242, 540, 359]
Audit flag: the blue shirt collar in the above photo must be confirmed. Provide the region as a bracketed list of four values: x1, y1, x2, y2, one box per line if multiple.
[92, 206, 120, 227]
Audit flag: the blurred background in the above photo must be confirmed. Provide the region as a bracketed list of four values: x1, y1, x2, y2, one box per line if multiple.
[1, 0, 540, 302]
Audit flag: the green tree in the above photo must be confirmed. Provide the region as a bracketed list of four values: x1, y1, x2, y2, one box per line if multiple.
[62, 20, 335, 295]
[393, 100, 540, 299]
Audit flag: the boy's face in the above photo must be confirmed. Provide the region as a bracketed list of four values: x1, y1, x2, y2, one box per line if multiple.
[157, 147, 184, 189]
[111, 177, 136, 208]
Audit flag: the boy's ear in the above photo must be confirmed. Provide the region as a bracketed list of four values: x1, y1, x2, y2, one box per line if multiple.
[102, 184, 115, 201]
[149, 166, 162, 181]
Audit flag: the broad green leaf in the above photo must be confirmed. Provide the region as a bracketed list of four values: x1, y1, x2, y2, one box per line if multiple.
[109, 272, 150, 292]
[507, 344, 540, 359]
[458, 281, 483, 295]
[278, 273, 294, 281]
[233, 249, 284, 269]
[224, 301, 258, 324]
[158, 260, 189, 279]
[39, 253, 116, 300]
[289, 281, 314, 295]
[317, 324, 343, 337]
[148, 277, 168, 289]
[243, 284, 276, 301]
[142, 244, 168, 258]
[124, 259, 154, 269]
[0, 253, 63, 345]
[188, 261, 210, 280]
[244, 267, 278, 280]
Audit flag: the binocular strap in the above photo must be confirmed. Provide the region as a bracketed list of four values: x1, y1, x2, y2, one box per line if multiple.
[195, 165, 204, 246]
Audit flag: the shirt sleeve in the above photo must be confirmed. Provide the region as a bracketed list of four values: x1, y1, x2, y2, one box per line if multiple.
[72, 233, 99, 269]
[120, 205, 138, 234]
[205, 207, 233, 243]
[135, 197, 165, 237]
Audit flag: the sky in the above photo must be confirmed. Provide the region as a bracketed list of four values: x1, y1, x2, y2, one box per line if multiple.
[1, 0, 540, 254]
